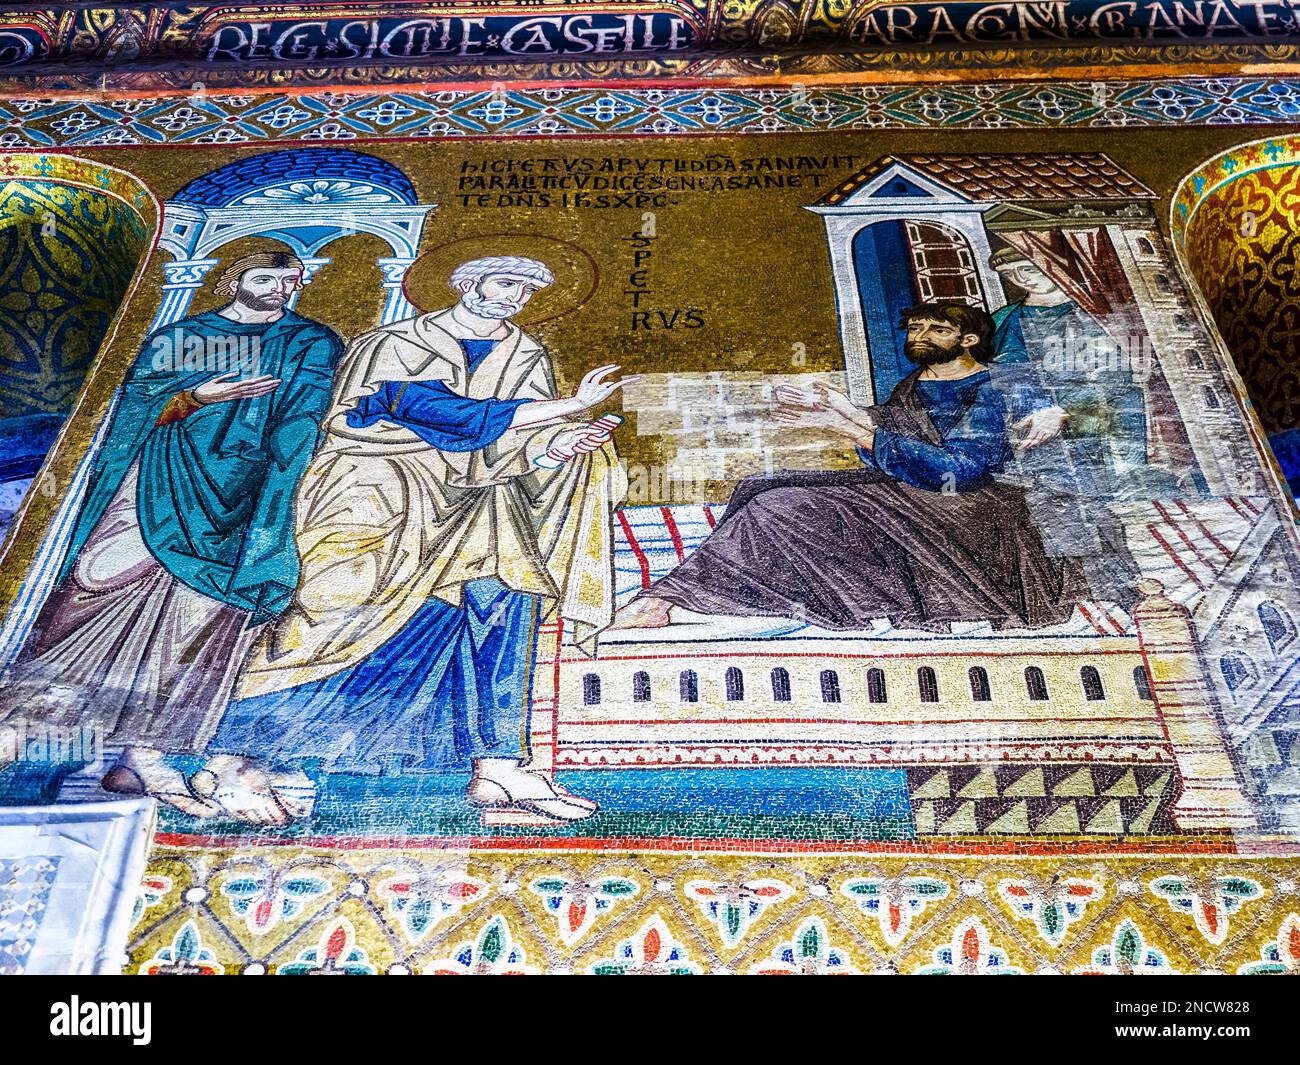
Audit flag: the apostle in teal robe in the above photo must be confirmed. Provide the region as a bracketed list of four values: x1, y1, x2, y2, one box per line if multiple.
[64, 304, 341, 622]
[0, 251, 343, 822]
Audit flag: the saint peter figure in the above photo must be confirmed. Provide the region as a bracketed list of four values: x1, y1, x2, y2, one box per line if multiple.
[213, 256, 632, 823]
[0, 252, 344, 821]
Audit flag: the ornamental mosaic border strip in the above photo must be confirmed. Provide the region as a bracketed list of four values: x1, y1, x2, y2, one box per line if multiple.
[127, 847, 1300, 975]
[1171, 131, 1300, 244]
[0, 78, 1299, 150]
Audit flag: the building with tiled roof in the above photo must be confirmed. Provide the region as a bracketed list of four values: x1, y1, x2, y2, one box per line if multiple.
[817, 153, 1155, 208]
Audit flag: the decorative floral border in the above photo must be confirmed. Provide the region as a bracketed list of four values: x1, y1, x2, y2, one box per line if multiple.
[128, 847, 1300, 975]
[0, 78, 1297, 153]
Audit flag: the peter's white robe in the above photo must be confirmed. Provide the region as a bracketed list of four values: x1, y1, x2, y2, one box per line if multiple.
[235, 307, 625, 701]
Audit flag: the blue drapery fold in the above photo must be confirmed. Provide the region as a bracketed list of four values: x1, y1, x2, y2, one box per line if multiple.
[214, 337, 542, 773]
[858, 372, 1012, 492]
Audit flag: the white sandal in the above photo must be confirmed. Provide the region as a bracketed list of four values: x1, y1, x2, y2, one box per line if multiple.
[466, 774, 598, 822]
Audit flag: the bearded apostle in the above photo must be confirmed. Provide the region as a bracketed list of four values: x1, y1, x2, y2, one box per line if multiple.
[0, 252, 344, 821]
[613, 302, 1081, 633]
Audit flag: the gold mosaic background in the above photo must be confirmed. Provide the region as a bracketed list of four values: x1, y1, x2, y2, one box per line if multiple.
[50, 125, 1297, 479]
[1185, 163, 1300, 437]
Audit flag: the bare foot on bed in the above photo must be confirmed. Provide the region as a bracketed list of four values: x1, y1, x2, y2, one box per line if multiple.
[611, 596, 674, 628]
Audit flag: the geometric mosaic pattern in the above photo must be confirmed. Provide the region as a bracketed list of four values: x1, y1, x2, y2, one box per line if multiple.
[128, 848, 1300, 975]
[1, 80, 1300, 152]
[0, 856, 59, 974]
[1169, 133, 1300, 438]
[906, 765, 1179, 836]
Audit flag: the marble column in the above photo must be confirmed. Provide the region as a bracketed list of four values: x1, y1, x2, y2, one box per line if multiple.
[151, 258, 219, 330]
[377, 257, 418, 325]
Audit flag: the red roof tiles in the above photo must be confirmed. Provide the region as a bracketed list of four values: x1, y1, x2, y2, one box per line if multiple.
[818, 153, 1155, 206]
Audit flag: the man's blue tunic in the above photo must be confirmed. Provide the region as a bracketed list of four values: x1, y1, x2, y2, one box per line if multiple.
[857, 373, 1012, 491]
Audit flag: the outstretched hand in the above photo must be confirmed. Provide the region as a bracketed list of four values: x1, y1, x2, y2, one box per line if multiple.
[193, 372, 281, 405]
[573, 364, 639, 409]
[772, 381, 870, 438]
[771, 383, 822, 410]
[772, 382, 857, 417]
[1012, 405, 1067, 451]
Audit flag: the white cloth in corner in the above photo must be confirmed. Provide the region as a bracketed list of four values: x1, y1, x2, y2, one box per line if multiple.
[0, 799, 155, 974]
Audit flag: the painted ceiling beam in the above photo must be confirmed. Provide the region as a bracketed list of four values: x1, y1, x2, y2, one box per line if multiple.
[1, 1, 1299, 75]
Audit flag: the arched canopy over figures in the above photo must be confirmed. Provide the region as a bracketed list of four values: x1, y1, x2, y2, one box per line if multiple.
[808, 151, 1226, 498]
[156, 148, 435, 329]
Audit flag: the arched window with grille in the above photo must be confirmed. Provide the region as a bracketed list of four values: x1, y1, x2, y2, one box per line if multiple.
[680, 669, 699, 703]
[725, 667, 744, 701]
[1080, 665, 1105, 701]
[1219, 653, 1257, 692]
[1024, 666, 1049, 701]
[968, 666, 991, 702]
[632, 671, 651, 702]
[1258, 601, 1296, 653]
[1184, 346, 1203, 369]
[1202, 385, 1220, 410]
[771, 667, 791, 702]
[866, 667, 887, 703]
[1133, 665, 1153, 701]
[917, 666, 939, 703]
[583, 673, 601, 705]
[820, 669, 842, 703]
[1136, 236, 1156, 256]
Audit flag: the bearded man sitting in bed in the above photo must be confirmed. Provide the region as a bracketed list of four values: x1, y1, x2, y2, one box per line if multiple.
[612, 302, 1083, 633]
